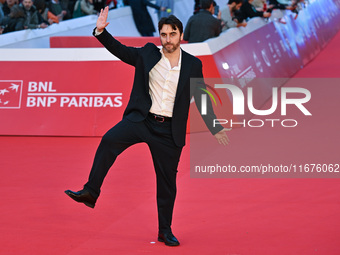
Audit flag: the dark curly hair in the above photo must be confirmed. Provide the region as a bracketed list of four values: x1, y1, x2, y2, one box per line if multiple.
[158, 15, 183, 35]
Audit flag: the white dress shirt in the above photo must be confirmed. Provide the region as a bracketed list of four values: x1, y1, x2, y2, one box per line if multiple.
[149, 49, 181, 117]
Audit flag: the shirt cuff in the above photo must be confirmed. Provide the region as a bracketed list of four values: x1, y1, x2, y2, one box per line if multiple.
[94, 28, 103, 36]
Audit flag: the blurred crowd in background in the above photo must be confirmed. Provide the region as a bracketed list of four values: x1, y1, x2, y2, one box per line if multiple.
[0, 0, 306, 41]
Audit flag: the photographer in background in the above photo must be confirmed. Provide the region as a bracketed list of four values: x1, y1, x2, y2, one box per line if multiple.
[236, 0, 271, 22]
[73, 0, 97, 18]
[184, 0, 222, 43]
[35, 0, 60, 24]
[0, 4, 24, 33]
[21, 0, 48, 29]
[47, 0, 69, 21]
[221, 0, 247, 31]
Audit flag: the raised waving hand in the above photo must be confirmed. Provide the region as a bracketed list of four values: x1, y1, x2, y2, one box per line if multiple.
[96, 6, 110, 33]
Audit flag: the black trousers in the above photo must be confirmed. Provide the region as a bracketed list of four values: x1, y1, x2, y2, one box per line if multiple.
[84, 114, 183, 234]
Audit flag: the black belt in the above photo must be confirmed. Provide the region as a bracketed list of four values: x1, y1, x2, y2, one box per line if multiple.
[148, 112, 172, 122]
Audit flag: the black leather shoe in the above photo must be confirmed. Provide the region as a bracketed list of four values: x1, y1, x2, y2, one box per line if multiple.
[158, 232, 180, 246]
[64, 189, 96, 208]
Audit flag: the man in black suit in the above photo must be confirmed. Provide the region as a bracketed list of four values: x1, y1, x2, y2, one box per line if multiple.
[65, 7, 229, 246]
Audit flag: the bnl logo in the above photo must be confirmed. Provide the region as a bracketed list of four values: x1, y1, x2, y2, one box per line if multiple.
[0, 80, 23, 109]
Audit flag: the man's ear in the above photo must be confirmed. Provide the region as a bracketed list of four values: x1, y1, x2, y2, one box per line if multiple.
[209, 3, 215, 14]
[180, 33, 184, 41]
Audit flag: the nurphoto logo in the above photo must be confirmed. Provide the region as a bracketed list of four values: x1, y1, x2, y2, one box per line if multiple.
[200, 83, 312, 128]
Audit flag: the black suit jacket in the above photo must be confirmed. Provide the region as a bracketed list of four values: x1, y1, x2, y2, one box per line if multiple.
[94, 28, 222, 147]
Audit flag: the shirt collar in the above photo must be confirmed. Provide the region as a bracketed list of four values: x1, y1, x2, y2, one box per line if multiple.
[160, 48, 182, 70]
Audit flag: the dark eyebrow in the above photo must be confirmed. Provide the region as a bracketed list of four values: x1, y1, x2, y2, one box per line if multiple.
[161, 30, 177, 34]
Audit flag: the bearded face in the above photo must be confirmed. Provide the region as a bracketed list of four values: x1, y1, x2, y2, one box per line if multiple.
[159, 24, 183, 54]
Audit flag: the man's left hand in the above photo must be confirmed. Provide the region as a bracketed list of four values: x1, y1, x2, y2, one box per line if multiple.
[214, 128, 231, 145]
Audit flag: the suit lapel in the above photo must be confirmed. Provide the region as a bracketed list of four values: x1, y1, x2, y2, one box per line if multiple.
[143, 45, 161, 91]
[175, 49, 192, 104]
[145, 46, 162, 73]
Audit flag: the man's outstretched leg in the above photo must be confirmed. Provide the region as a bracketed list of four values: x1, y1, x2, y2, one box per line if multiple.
[65, 118, 146, 208]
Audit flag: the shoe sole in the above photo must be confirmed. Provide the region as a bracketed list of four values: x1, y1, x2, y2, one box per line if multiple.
[84, 202, 95, 208]
[65, 191, 95, 209]
[158, 237, 180, 246]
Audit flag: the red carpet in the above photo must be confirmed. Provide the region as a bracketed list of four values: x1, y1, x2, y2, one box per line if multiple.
[1, 32, 340, 254]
